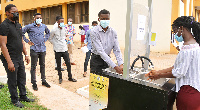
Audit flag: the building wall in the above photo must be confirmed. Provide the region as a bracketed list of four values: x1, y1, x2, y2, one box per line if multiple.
[90, 0, 172, 53]
[89, 0, 127, 49]
[150, 0, 172, 53]
[0, 0, 89, 24]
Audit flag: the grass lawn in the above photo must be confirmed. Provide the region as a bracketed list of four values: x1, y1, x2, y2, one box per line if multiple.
[0, 84, 48, 110]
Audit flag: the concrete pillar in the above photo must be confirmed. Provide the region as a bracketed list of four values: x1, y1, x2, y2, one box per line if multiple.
[18, 11, 22, 25]
[189, 0, 193, 16]
[62, 3, 67, 24]
[183, 0, 189, 16]
[170, 0, 180, 54]
[37, 7, 41, 14]
[193, 0, 196, 17]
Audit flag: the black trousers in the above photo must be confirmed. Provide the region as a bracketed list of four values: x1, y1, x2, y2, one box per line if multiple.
[84, 50, 91, 72]
[30, 49, 46, 84]
[90, 53, 109, 74]
[55, 51, 72, 79]
[1, 56, 27, 103]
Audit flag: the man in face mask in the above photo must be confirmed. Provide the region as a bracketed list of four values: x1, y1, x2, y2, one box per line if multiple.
[49, 17, 77, 84]
[90, 9, 124, 74]
[66, 18, 76, 65]
[83, 21, 98, 77]
[0, 4, 34, 108]
[22, 13, 51, 91]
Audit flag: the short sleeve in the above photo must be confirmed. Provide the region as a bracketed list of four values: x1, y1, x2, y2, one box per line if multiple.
[172, 50, 193, 78]
[0, 24, 9, 36]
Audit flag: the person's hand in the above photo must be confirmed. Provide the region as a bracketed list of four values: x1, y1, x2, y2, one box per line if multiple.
[145, 70, 160, 80]
[28, 41, 34, 46]
[66, 36, 70, 41]
[25, 56, 30, 65]
[83, 44, 87, 47]
[8, 61, 15, 72]
[114, 66, 123, 74]
[119, 64, 123, 71]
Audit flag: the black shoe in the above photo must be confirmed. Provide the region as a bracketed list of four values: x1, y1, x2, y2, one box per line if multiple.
[19, 97, 35, 102]
[59, 79, 63, 84]
[55, 67, 65, 71]
[42, 81, 51, 88]
[68, 78, 77, 82]
[32, 84, 38, 91]
[13, 101, 24, 108]
[0, 84, 4, 89]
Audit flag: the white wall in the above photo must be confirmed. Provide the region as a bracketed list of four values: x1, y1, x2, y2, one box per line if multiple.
[89, 0, 127, 49]
[89, 0, 172, 53]
[150, 0, 172, 53]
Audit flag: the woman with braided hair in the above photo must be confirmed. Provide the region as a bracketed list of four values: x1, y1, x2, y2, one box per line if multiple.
[145, 16, 200, 110]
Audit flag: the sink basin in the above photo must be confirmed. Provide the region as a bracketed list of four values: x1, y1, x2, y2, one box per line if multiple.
[130, 73, 170, 87]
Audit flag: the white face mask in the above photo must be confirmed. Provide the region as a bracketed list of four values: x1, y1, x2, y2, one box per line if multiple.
[36, 18, 42, 24]
[68, 21, 72, 25]
[100, 20, 110, 28]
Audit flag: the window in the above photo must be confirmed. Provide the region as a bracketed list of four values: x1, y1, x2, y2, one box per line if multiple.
[67, 3, 75, 23]
[67, 1, 89, 24]
[6, 0, 13, 2]
[22, 9, 37, 26]
[41, 5, 62, 25]
[80, 1, 89, 23]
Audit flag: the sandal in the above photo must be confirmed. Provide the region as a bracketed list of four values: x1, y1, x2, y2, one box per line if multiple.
[83, 72, 87, 77]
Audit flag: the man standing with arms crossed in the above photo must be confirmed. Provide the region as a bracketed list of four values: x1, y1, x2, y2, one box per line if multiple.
[22, 13, 51, 91]
[90, 9, 123, 74]
[0, 4, 34, 108]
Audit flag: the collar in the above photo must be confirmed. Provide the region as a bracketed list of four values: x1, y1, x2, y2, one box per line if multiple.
[68, 25, 73, 27]
[181, 43, 200, 50]
[97, 25, 110, 32]
[6, 18, 16, 24]
[33, 22, 42, 27]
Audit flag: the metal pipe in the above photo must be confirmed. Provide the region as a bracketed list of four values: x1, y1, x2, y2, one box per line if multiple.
[144, 0, 153, 69]
[123, 0, 134, 79]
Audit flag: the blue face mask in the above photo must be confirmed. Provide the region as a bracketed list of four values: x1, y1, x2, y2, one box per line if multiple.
[68, 22, 72, 25]
[100, 20, 110, 28]
[59, 23, 65, 27]
[36, 18, 42, 24]
[174, 33, 184, 42]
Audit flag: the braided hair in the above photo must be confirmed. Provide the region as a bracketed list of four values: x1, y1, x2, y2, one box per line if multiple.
[172, 16, 200, 44]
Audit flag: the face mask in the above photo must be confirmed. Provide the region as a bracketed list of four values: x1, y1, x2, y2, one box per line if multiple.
[59, 23, 65, 27]
[100, 20, 110, 28]
[174, 33, 184, 42]
[68, 22, 72, 25]
[12, 12, 19, 21]
[36, 18, 42, 24]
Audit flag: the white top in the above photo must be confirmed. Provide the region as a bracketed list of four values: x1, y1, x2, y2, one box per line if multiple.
[90, 25, 123, 68]
[49, 27, 68, 52]
[53, 22, 58, 29]
[172, 43, 200, 92]
[79, 29, 85, 35]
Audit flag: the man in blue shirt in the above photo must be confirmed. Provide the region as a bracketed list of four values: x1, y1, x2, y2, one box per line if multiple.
[22, 13, 51, 91]
[83, 21, 98, 77]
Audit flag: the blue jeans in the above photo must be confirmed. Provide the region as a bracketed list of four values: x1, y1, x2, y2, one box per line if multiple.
[84, 50, 91, 72]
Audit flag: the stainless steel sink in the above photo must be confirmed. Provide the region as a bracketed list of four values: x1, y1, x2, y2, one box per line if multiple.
[130, 73, 170, 87]
[103, 67, 170, 87]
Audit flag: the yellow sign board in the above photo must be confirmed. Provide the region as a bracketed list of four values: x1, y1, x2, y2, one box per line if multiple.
[151, 33, 156, 41]
[89, 73, 109, 110]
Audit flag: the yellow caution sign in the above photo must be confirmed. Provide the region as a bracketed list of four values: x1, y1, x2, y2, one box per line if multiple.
[89, 73, 109, 110]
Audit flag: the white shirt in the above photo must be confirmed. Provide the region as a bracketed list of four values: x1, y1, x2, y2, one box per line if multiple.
[90, 25, 123, 68]
[172, 43, 200, 92]
[49, 27, 68, 52]
[79, 29, 85, 35]
[53, 22, 58, 29]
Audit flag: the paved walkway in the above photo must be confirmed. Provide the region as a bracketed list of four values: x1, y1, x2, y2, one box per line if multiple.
[25, 72, 89, 110]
